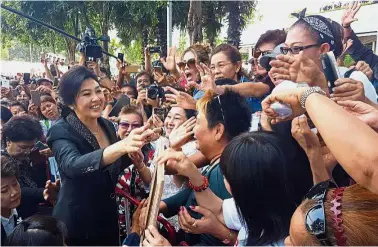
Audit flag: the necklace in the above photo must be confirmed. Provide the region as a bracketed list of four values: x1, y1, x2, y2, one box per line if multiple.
[91, 124, 100, 136]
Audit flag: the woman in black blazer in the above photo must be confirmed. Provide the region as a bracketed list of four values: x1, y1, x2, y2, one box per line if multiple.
[47, 66, 154, 246]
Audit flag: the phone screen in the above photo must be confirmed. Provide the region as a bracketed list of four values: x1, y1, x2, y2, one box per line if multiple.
[30, 90, 41, 106]
[23, 73, 31, 84]
[118, 53, 124, 63]
[153, 108, 165, 122]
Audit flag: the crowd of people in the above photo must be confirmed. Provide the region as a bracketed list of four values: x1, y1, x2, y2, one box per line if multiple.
[1, 2, 378, 246]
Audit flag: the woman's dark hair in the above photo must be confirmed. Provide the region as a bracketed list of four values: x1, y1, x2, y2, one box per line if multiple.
[182, 44, 211, 65]
[59, 65, 98, 106]
[39, 94, 59, 120]
[183, 109, 197, 120]
[219, 132, 295, 245]
[121, 84, 138, 98]
[1, 155, 19, 178]
[211, 44, 247, 80]
[5, 215, 67, 246]
[1, 106, 13, 123]
[290, 17, 343, 58]
[2, 115, 43, 142]
[197, 89, 251, 141]
[9, 101, 27, 113]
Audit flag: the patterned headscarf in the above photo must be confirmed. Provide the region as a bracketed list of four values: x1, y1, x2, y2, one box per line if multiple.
[292, 8, 336, 52]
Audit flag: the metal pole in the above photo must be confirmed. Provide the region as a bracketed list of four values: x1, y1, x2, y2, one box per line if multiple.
[167, 0, 173, 47]
[30, 43, 32, 63]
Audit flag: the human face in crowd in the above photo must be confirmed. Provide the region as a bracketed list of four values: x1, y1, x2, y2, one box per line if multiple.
[136, 75, 151, 92]
[6, 140, 36, 161]
[74, 78, 105, 121]
[182, 51, 200, 84]
[164, 107, 187, 136]
[193, 110, 218, 158]
[284, 205, 311, 246]
[117, 113, 142, 139]
[39, 80, 53, 89]
[40, 101, 59, 120]
[10, 105, 26, 116]
[255, 42, 276, 77]
[101, 87, 112, 103]
[210, 52, 241, 81]
[1, 175, 21, 215]
[121, 86, 136, 99]
[16, 91, 30, 107]
[285, 26, 329, 69]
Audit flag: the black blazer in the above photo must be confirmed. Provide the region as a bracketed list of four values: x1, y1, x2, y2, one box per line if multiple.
[47, 115, 131, 245]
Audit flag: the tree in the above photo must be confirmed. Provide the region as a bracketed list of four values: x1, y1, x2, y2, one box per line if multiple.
[226, 1, 257, 48]
[187, 0, 203, 45]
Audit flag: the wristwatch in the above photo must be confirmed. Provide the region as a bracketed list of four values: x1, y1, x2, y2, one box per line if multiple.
[300, 86, 327, 109]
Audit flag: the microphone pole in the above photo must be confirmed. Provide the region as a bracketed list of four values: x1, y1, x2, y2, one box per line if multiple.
[1, 3, 118, 59]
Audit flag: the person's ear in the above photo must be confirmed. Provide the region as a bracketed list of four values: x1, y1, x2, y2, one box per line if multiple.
[6, 140, 11, 148]
[235, 61, 242, 73]
[214, 123, 225, 141]
[319, 43, 331, 54]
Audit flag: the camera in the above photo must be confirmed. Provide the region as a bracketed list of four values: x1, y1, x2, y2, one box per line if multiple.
[149, 46, 161, 54]
[77, 27, 110, 61]
[259, 43, 284, 71]
[147, 84, 165, 100]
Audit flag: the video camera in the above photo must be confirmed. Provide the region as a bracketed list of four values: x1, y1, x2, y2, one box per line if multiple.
[77, 27, 110, 61]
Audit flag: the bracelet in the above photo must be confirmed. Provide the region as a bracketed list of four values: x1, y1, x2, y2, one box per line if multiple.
[222, 229, 235, 244]
[300, 87, 327, 109]
[342, 24, 350, 28]
[188, 176, 209, 192]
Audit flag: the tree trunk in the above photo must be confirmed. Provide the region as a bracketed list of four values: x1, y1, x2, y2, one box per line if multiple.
[64, 38, 76, 63]
[187, 0, 203, 45]
[142, 27, 149, 65]
[100, 2, 112, 77]
[227, 1, 241, 48]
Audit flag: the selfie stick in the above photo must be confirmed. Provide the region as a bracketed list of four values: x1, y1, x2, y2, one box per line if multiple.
[1, 4, 118, 60]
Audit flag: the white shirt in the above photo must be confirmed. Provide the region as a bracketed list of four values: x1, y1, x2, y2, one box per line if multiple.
[1, 209, 18, 236]
[223, 198, 248, 246]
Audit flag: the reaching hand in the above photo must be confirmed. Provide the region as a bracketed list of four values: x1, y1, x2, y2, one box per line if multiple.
[353, 61, 373, 81]
[165, 86, 197, 110]
[331, 78, 366, 102]
[195, 63, 216, 91]
[262, 87, 308, 124]
[132, 199, 147, 235]
[110, 86, 122, 100]
[122, 124, 154, 153]
[142, 225, 171, 247]
[39, 148, 53, 157]
[27, 103, 39, 117]
[160, 47, 178, 73]
[178, 206, 223, 236]
[169, 117, 196, 150]
[291, 115, 321, 156]
[341, 1, 361, 27]
[137, 89, 148, 106]
[337, 100, 378, 132]
[43, 179, 60, 202]
[269, 51, 328, 91]
[129, 150, 145, 169]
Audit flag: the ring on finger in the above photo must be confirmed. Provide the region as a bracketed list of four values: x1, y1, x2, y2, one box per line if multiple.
[191, 219, 197, 228]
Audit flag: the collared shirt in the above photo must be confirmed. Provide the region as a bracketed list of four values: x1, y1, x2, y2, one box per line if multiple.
[1, 209, 18, 236]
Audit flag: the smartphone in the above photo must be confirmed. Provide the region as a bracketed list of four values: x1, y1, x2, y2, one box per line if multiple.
[109, 94, 131, 117]
[320, 51, 341, 90]
[1, 79, 10, 88]
[149, 46, 161, 54]
[153, 66, 162, 73]
[118, 53, 124, 63]
[23, 73, 31, 84]
[35, 141, 49, 150]
[30, 90, 41, 106]
[153, 107, 165, 122]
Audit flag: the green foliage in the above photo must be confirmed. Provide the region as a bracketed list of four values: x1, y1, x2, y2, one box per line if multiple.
[177, 31, 188, 56]
[123, 39, 143, 65]
[344, 54, 355, 67]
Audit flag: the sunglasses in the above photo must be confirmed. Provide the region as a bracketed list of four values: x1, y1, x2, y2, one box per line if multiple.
[177, 58, 196, 70]
[304, 180, 337, 246]
[253, 49, 273, 58]
[280, 44, 321, 55]
[119, 122, 141, 130]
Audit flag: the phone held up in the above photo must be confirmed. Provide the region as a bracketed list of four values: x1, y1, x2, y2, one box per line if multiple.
[118, 53, 124, 63]
[149, 46, 161, 54]
[320, 51, 341, 92]
[30, 90, 41, 106]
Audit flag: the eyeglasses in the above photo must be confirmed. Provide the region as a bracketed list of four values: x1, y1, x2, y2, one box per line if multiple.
[304, 180, 337, 246]
[216, 95, 225, 121]
[280, 44, 321, 55]
[253, 49, 273, 58]
[210, 62, 233, 71]
[177, 58, 196, 70]
[119, 122, 141, 130]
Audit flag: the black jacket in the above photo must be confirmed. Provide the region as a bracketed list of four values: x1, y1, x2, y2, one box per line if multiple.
[47, 114, 131, 245]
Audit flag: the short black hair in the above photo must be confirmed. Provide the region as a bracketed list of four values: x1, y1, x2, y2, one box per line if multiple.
[37, 78, 53, 86]
[59, 66, 98, 106]
[183, 109, 197, 120]
[120, 84, 138, 98]
[9, 101, 27, 113]
[135, 71, 153, 85]
[1, 155, 19, 178]
[5, 215, 67, 246]
[220, 132, 295, 245]
[255, 29, 287, 50]
[3, 115, 43, 142]
[291, 17, 343, 58]
[1, 106, 13, 123]
[215, 78, 238, 86]
[197, 89, 251, 141]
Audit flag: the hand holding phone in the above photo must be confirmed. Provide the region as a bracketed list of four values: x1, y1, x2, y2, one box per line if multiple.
[23, 73, 31, 84]
[320, 51, 341, 90]
[30, 90, 41, 106]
